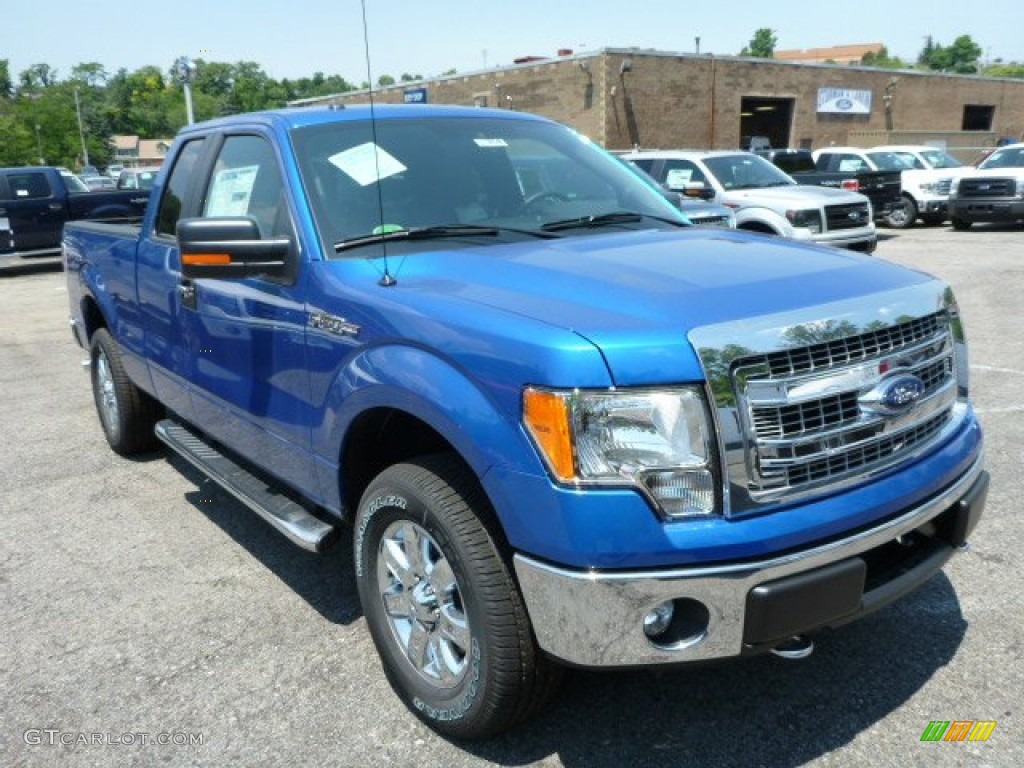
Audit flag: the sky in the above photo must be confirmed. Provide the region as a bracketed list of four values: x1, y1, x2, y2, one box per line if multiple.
[4, 0, 1024, 86]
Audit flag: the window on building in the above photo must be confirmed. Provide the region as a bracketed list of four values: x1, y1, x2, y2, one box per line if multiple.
[962, 105, 995, 131]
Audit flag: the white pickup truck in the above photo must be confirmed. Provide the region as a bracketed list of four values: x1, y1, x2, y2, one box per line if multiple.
[625, 150, 876, 252]
[948, 142, 1024, 230]
[813, 146, 964, 229]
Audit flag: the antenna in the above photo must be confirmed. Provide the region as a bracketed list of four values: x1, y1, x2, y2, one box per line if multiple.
[360, 0, 397, 287]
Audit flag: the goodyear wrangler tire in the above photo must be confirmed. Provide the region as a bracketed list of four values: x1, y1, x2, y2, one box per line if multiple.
[89, 328, 161, 455]
[354, 454, 561, 739]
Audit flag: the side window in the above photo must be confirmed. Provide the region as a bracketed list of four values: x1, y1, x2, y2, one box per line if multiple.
[203, 135, 290, 238]
[156, 139, 206, 237]
[7, 173, 52, 199]
[662, 159, 706, 190]
[837, 154, 867, 173]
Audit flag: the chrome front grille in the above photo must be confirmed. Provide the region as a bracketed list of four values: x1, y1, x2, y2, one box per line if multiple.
[760, 313, 942, 378]
[732, 311, 958, 500]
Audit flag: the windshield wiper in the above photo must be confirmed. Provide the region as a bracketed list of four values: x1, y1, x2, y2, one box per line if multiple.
[540, 211, 683, 232]
[335, 224, 558, 252]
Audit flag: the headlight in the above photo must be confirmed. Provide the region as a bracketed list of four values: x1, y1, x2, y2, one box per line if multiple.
[523, 387, 719, 517]
[949, 178, 961, 197]
[1017, 179, 1024, 198]
[785, 208, 822, 234]
[919, 182, 939, 194]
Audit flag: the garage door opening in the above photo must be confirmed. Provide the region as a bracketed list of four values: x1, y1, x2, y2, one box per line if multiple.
[740, 97, 794, 150]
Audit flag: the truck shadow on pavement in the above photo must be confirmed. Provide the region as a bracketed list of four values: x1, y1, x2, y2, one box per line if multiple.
[169, 455, 966, 767]
[171, 454, 362, 626]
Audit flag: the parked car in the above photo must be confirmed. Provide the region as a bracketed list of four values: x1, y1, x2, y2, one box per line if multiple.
[116, 167, 160, 191]
[812, 147, 958, 228]
[106, 164, 125, 181]
[948, 142, 1024, 230]
[64, 104, 985, 738]
[82, 175, 117, 191]
[756, 148, 902, 222]
[625, 149, 876, 251]
[616, 155, 736, 227]
[0, 166, 150, 271]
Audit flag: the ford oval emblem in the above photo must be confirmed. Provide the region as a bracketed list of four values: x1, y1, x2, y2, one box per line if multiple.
[860, 373, 926, 416]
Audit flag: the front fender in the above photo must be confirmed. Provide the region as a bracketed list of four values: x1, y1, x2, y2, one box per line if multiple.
[313, 342, 552, 504]
[733, 206, 793, 236]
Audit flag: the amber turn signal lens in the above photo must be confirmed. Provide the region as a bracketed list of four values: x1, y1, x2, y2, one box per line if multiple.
[523, 388, 575, 481]
[182, 252, 232, 265]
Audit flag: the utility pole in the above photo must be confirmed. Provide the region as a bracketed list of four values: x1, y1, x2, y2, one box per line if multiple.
[173, 57, 196, 124]
[74, 88, 89, 166]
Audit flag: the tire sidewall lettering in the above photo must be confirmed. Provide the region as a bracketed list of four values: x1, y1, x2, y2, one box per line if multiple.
[412, 640, 482, 723]
[355, 492, 408, 578]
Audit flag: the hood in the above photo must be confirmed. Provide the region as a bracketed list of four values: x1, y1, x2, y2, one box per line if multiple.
[722, 184, 861, 205]
[375, 228, 932, 386]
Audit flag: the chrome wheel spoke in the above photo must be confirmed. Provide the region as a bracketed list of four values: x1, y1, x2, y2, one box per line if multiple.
[438, 610, 471, 655]
[377, 519, 472, 689]
[405, 621, 431, 670]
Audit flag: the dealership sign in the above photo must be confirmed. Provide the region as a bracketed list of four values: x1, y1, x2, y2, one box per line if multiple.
[403, 87, 428, 104]
[817, 88, 872, 114]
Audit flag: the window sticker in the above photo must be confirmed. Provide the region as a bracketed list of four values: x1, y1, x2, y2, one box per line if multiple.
[665, 168, 694, 187]
[206, 165, 260, 216]
[329, 143, 407, 187]
[474, 138, 508, 148]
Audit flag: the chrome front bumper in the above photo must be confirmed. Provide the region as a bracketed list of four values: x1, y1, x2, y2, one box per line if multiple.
[514, 457, 987, 668]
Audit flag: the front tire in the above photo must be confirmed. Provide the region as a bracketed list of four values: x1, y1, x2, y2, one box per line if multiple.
[354, 455, 561, 739]
[90, 328, 161, 455]
[885, 196, 917, 229]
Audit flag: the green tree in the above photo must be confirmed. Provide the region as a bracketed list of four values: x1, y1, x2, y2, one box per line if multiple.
[984, 61, 1024, 78]
[18, 63, 58, 92]
[741, 28, 777, 58]
[377, 74, 396, 87]
[918, 34, 982, 74]
[861, 46, 907, 69]
[0, 59, 13, 99]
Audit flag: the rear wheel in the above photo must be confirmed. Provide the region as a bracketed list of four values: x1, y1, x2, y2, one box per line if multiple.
[354, 454, 561, 739]
[90, 328, 161, 455]
[885, 195, 917, 229]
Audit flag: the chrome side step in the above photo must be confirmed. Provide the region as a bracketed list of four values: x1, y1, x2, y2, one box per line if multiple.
[155, 420, 337, 552]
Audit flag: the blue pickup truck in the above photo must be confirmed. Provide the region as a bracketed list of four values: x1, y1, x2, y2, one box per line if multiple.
[64, 105, 988, 739]
[1, 165, 150, 271]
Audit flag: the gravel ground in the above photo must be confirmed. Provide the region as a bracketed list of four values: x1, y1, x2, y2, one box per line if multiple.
[2, 223, 1021, 767]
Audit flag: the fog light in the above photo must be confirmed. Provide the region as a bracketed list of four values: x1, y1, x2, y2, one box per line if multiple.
[643, 600, 675, 638]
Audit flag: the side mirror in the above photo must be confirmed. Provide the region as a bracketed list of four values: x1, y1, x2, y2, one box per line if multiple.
[681, 182, 714, 201]
[177, 217, 290, 280]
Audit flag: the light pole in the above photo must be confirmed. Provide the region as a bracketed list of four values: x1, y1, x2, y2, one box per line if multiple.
[173, 57, 196, 124]
[34, 123, 43, 164]
[74, 88, 89, 166]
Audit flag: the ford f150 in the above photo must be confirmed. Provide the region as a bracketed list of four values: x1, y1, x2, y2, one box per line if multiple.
[1, 166, 150, 271]
[64, 105, 987, 739]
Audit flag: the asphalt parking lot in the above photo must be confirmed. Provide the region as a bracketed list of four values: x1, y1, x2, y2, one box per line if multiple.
[2, 223, 1022, 768]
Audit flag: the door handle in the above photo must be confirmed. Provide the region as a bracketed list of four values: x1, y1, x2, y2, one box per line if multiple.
[49, 203, 64, 211]
[178, 280, 197, 310]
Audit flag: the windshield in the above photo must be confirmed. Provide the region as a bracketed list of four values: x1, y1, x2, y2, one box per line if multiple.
[865, 151, 916, 171]
[291, 116, 684, 254]
[917, 149, 963, 169]
[978, 145, 1024, 170]
[61, 173, 90, 193]
[701, 153, 795, 190]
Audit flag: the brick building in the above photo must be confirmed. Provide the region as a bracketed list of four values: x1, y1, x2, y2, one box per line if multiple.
[292, 48, 1024, 160]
